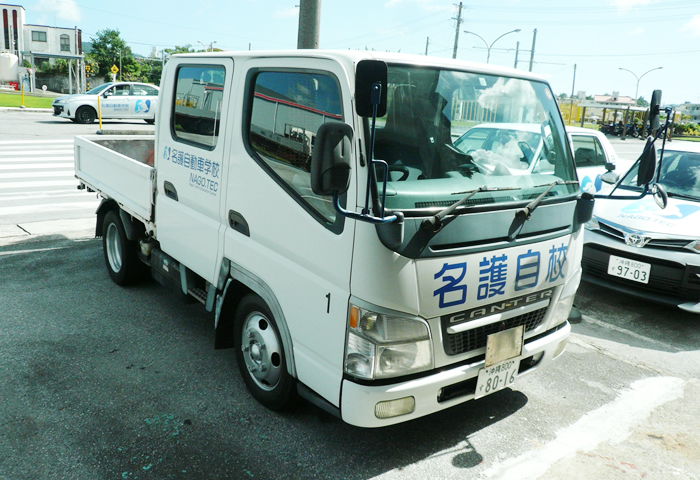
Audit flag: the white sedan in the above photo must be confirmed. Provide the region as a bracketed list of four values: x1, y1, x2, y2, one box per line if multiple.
[566, 126, 635, 193]
[582, 141, 700, 313]
[52, 82, 159, 124]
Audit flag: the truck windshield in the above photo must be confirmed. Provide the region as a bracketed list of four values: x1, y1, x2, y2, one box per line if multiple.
[370, 65, 577, 212]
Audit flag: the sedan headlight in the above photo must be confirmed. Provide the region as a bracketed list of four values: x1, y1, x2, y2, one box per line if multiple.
[344, 305, 433, 380]
[684, 240, 700, 254]
[53, 99, 65, 105]
[584, 216, 600, 231]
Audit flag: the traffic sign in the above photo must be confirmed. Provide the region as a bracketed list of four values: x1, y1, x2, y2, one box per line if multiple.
[110, 64, 119, 74]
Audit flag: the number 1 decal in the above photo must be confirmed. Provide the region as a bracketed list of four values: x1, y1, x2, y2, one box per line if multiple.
[326, 293, 331, 314]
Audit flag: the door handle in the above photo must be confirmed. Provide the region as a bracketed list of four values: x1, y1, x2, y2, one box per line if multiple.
[164, 181, 178, 201]
[229, 210, 250, 236]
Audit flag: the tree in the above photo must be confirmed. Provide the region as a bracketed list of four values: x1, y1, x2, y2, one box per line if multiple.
[89, 29, 140, 81]
[636, 96, 649, 107]
[164, 45, 197, 55]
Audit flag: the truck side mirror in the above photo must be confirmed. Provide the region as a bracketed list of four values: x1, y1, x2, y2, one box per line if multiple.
[355, 60, 387, 118]
[637, 136, 657, 186]
[649, 89, 662, 133]
[310, 121, 353, 196]
[601, 171, 619, 185]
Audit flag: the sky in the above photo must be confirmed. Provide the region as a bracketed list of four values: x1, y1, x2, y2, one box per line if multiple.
[19, 0, 700, 105]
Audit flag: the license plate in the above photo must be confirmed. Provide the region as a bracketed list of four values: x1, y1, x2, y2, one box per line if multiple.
[607, 255, 651, 284]
[474, 358, 520, 399]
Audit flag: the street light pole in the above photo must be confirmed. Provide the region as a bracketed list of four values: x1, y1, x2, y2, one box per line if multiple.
[463, 29, 521, 64]
[619, 67, 663, 100]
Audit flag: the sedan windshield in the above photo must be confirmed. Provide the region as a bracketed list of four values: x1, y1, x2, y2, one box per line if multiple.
[370, 65, 577, 211]
[619, 149, 700, 200]
[86, 83, 114, 95]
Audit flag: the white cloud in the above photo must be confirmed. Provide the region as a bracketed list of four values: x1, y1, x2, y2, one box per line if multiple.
[614, 0, 651, 11]
[630, 27, 645, 35]
[385, 0, 450, 11]
[682, 15, 700, 36]
[34, 0, 81, 23]
[274, 7, 298, 19]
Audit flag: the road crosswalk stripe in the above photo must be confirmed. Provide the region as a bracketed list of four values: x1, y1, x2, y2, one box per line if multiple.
[0, 163, 74, 170]
[0, 180, 79, 189]
[0, 139, 73, 145]
[0, 156, 74, 163]
[0, 171, 75, 179]
[0, 149, 74, 156]
[0, 202, 99, 216]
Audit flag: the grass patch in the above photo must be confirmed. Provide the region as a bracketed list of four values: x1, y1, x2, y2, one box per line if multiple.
[0, 92, 54, 108]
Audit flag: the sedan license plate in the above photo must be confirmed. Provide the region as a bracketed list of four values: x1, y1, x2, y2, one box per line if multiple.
[474, 359, 520, 399]
[607, 255, 650, 284]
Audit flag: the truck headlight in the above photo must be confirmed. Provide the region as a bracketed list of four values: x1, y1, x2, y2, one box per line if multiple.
[344, 305, 433, 380]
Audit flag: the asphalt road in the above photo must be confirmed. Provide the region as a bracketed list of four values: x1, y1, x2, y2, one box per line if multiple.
[0, 112, 698, 480]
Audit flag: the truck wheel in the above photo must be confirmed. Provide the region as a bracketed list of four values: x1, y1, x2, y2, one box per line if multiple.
[102, 210, 143, 285]
[76, 106, 96, 124]
[233, 294, 296, 410]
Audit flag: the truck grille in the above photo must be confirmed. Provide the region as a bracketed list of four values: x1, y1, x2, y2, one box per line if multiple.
[444, 307, 547, 356]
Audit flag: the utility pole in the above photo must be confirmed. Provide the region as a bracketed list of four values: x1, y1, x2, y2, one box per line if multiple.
[297, 0, 321, 49]
[528, 28, 537, 72]
[452, 2, 463, 59]
[569, 64, 577, 125]
[514, 41, 519, 68]
[425, 37, 429, 55]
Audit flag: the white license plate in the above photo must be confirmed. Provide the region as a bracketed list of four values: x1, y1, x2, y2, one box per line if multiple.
[474, 359, 520, 399]
[607, 255, 651, 284]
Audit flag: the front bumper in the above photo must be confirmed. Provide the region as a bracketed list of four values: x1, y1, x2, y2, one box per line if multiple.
[52, 105, 70, 117]
[582, 230, 700, 310]
[340, 321, 570, 428]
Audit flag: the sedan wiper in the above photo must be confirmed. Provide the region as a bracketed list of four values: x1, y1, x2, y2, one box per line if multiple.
[666, 191, 700, 201]
[422, 185, 520, 231]
[514, 180, 579, 220]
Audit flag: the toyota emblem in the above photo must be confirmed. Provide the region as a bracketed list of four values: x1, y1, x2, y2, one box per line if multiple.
[624, 233, 650, 247]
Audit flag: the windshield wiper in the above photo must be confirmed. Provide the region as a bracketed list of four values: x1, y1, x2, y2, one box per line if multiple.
[514, 180, 579, 221]
[666, 191, 700, 201]
[422, 185, 521, 231]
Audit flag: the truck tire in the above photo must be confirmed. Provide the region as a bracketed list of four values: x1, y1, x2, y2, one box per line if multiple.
[233, 294, 296, 410]
[76, 106, 96, 124]
[102, 210, 144, 285]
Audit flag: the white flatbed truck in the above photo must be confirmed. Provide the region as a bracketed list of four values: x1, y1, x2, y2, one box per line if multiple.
[74, 50, 595, 427]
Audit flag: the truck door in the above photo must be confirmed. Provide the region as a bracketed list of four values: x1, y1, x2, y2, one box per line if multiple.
[224, 58, 356, 406]
[154, 58, 233, 284]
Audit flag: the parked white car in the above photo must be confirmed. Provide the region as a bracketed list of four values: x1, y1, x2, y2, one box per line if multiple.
[453, 124, 633, 191]
[567, 126, 635, 193]
[582, 141, 700, 313]
[52, 82, 159, 124]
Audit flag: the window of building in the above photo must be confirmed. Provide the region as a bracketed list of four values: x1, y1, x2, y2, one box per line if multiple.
[60, 34, 70, 52]
[247, 70, 344, 225]
[32, 31, 47, 42]
[172, 65, 226, 149]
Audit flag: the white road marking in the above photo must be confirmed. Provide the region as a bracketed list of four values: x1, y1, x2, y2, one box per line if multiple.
[0, 202, 98, 216]
[0, 139, 73, 145]
[0, 171, 75, 179]
[0, 163, 74, 170]
[0, 149, 73, 156]
[0, 156, 74, 163]
[0, 180, 78, 189]
[582, 315, 679, 351]
[482, 376, 685, 479]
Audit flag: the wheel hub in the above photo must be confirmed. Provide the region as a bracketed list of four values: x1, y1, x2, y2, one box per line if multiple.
[241, 313, 282, 391]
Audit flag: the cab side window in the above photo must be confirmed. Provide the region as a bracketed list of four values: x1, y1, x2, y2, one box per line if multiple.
[247, 70, 343, 225]
[172, 65, 226, 149]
